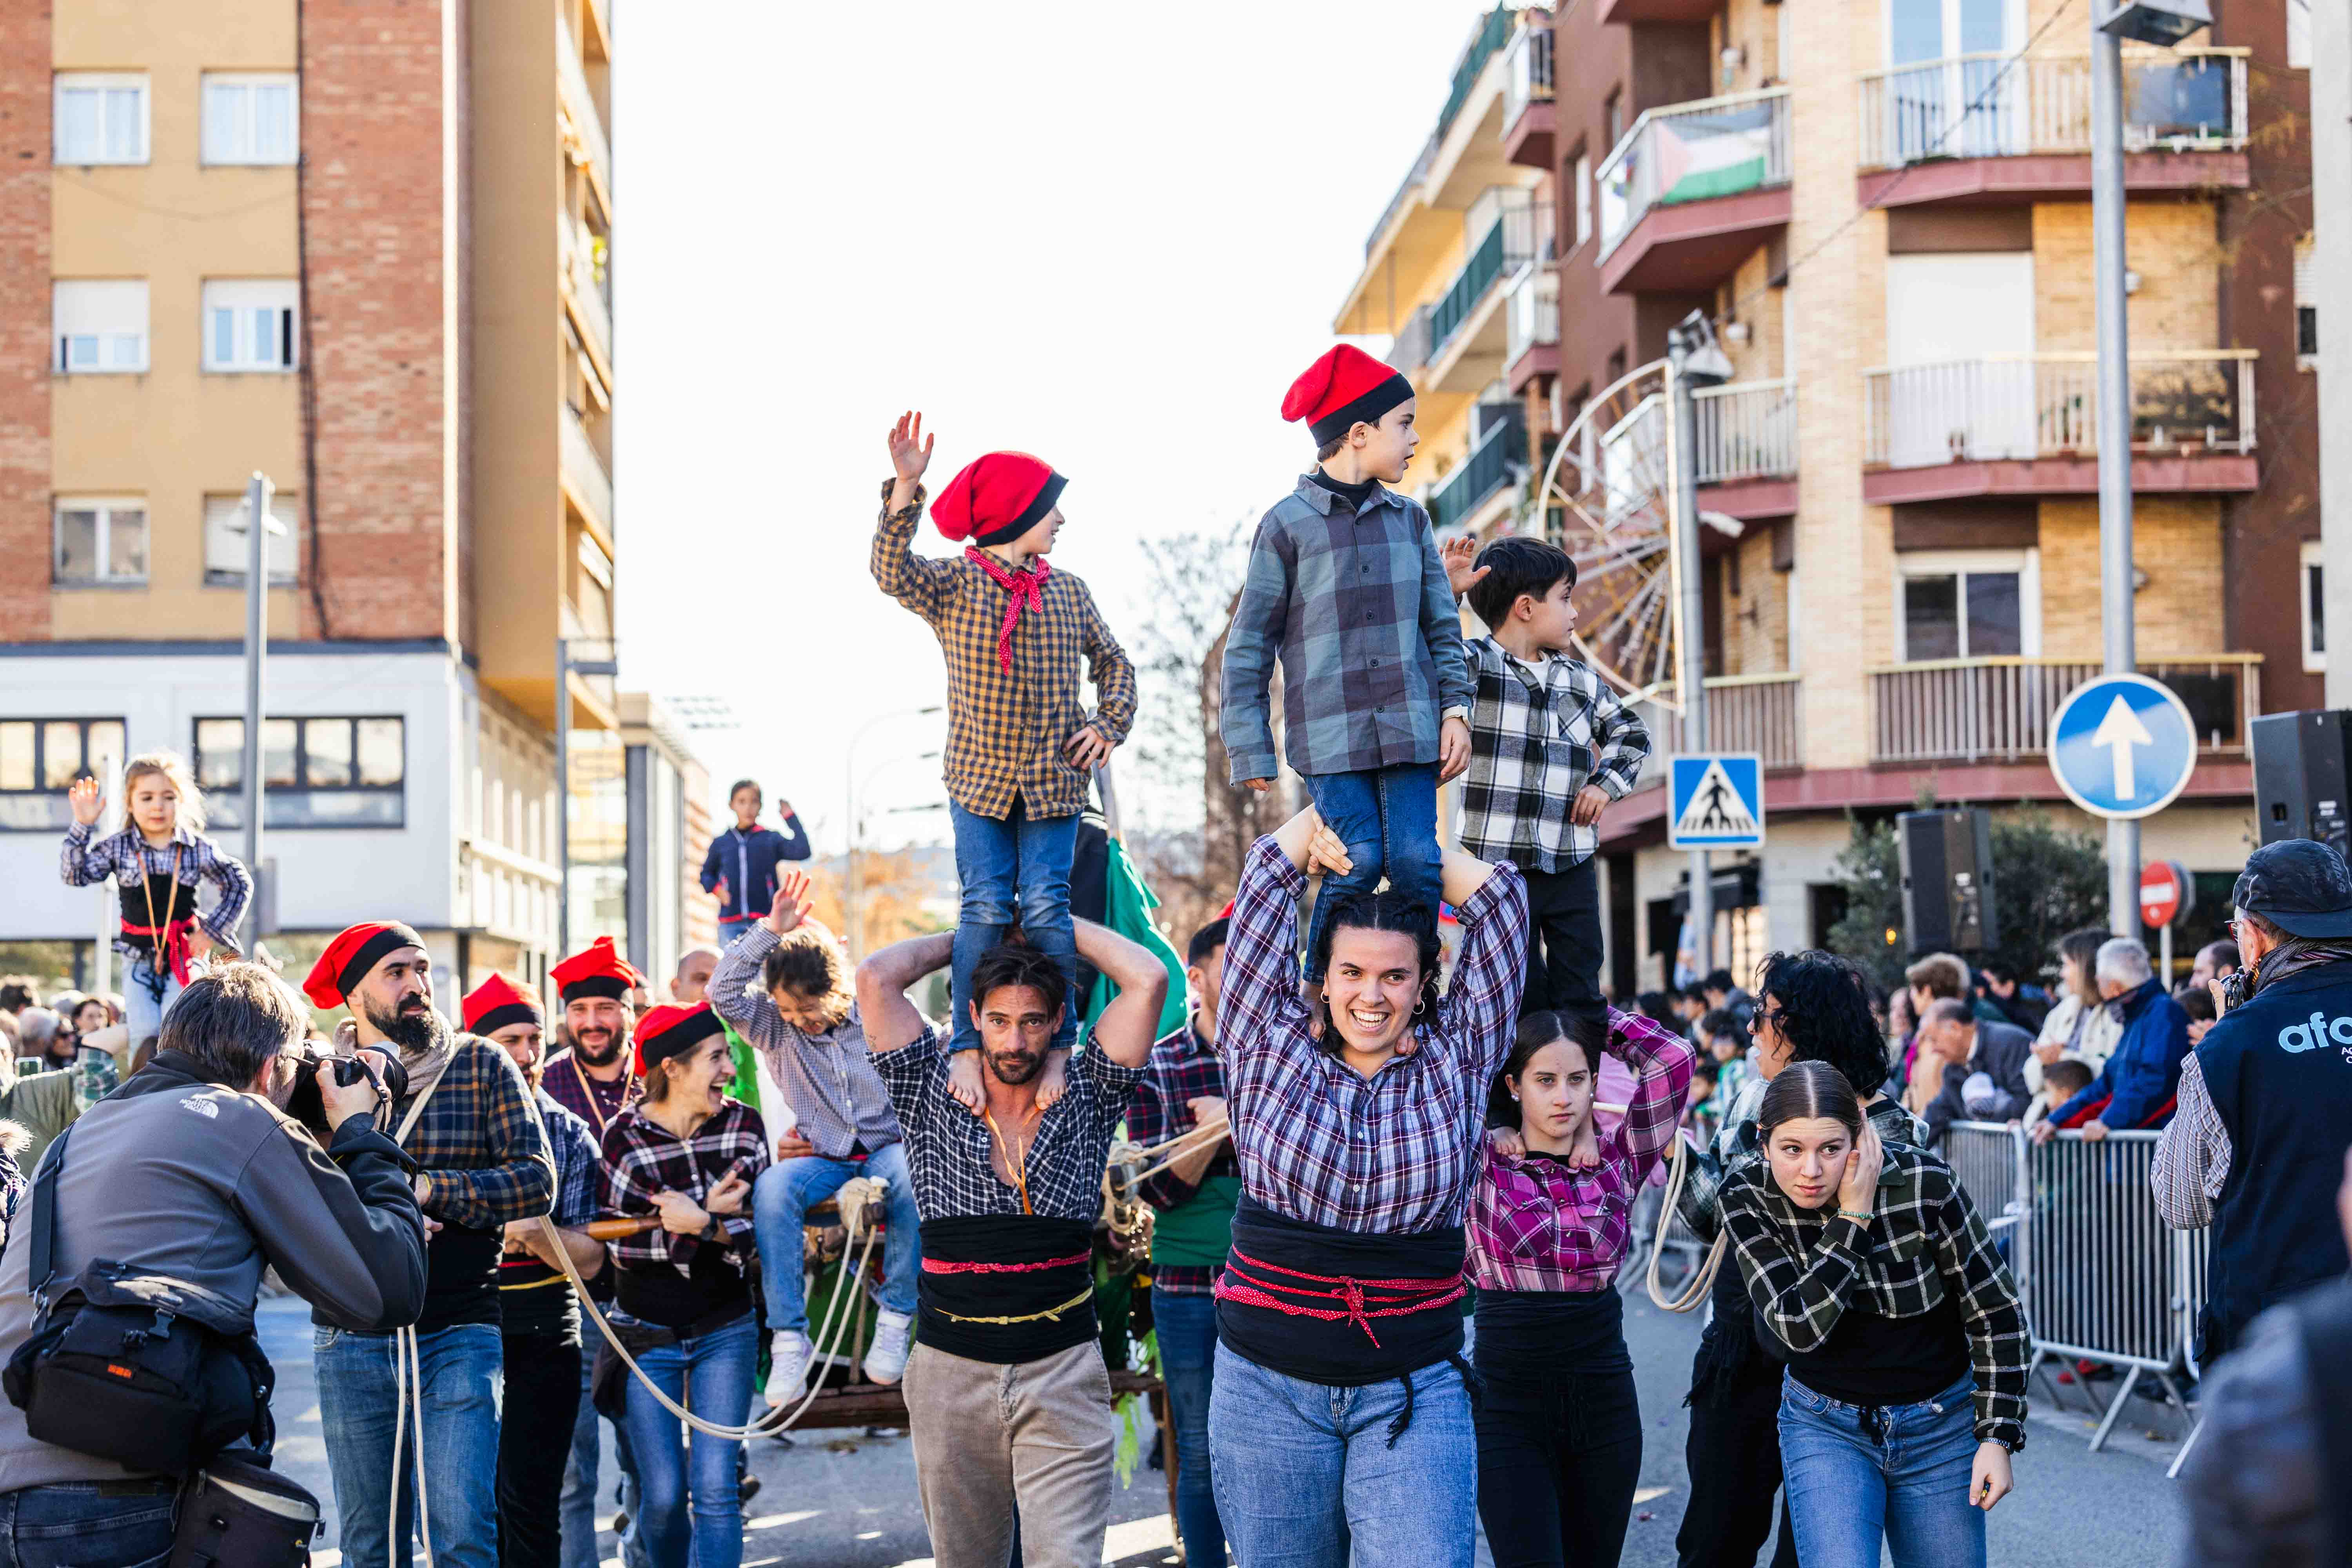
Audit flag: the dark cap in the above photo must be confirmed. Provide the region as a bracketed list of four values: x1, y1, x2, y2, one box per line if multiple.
[2232, 840, 2352, 939]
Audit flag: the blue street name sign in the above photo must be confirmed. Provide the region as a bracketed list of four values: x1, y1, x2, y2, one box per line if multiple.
[2047, 673, 2199, 821]
[1668, 754, 1765, 848]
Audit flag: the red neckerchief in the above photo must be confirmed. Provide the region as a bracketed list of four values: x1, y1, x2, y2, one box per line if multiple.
[963, 546, 1051, 672]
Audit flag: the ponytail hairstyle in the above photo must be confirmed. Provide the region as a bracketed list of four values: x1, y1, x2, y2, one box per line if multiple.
[1307, 889, 1441, 1054]
[121, 750, 205, 835]
[1755, 1058, 1864, 1141]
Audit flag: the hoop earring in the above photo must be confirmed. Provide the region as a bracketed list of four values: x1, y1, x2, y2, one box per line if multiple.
[1413, 998, 1428, 1017]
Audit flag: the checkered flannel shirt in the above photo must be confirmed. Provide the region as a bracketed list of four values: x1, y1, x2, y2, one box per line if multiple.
[2150, 1052, 2230, 1228]
[708, 927, 903, 1159]
[869, 481, 1138, 820]
[1455, 639, 1653, 872]
[1220, 475, 1475, 784]
[1719, 1141, 2030, 1449]
[60, 821, 252, 958]
[597, 1099, 771, 1277]
[1219, 834, 1529, 1233]
[1124, 1018, 1239, 1296]
[536, 1089, 600, 1231]
[397, 1035, 556, 1232]
[871, 1022, 1143, 1223]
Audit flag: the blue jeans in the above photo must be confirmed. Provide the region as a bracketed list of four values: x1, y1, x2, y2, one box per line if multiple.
[1155, 1291, 1226, 1566]
[1207, 1342, 1474, 1568]
[121, 953, 198, 1048]
[0, 1482, 177, 1568]
[751, 1143, 922, 1333]
[315, 1323, 503, 1568]
[1778, 1372, 1985, 1568]
[619, 1312, 758, 1568]
[559, 1348, 648, 1568]
[949, 799, 1082, 1054]
[1299, 764, 1441, 980]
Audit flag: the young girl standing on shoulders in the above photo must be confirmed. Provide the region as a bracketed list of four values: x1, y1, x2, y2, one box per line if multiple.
[58, 752, 251, 1045]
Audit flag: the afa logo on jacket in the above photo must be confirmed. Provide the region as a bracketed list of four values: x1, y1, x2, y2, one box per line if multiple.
[2275, 1011, 2352, 1054]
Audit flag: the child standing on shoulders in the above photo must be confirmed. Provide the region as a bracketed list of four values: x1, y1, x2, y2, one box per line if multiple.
[870, 410, 1137, 1111]
[699, 778, 812, 949]
[1222, 344, 1475, 972]
[1444, 534, 1652, 1020]
[58, 751, 251, 1045]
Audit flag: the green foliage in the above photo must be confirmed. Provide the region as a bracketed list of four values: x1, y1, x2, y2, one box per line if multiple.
[1828, 802, 2108, 995]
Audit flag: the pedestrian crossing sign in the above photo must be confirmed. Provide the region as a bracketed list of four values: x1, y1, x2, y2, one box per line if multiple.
[1668, 755, 1766, 849]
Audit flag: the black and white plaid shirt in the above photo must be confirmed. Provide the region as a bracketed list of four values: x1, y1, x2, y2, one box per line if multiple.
[1455, 638, 1651, 872]
[597, 1099, 770, 1277]
[1719, 1140, 2030, 1450]
[60, 821, 253, 958]
[871, 1023, 1142, 1223]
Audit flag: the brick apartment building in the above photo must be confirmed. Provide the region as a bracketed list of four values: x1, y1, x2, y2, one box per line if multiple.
[1335, 0, 2314, 991]
[0, 0, 676, 994]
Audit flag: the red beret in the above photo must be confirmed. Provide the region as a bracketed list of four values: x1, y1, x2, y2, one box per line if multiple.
[633, 1002, 727, 1077]
[461, 972, 543, 1036]
[302, 922, 427, 1009]
[932, 452, 1066, 548]
[1281, 345, 1414, 445]
[552, 936, 642, 1005]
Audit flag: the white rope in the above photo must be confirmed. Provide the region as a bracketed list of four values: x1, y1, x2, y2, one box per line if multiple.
[1646, 1130, 1726, 1313]
[1108, 1118, 1232, 1191]
[387, 1323, 436, 1568]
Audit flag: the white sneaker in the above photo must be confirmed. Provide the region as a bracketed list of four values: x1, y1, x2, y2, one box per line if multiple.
[863, 1309, 914, 1385]
[764, 1329, 812, 1407]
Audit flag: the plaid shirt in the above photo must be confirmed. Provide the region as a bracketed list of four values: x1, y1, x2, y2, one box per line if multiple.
[397, 1035, 556, 1232]
[60, 821, 252, 956]
[2151, 1051, 2230, 1228]
[1467, 1009, 1693, 1291]
[1125, 1018, 1239, 1296]
[1675, 1080, 1924, 1245]
[1456, 638, 1652, 871]
[597, 1099, 771, 1277]
[1219, 835, 1528, 1233]
[1719, 1142, 2030, 1449]
[872, 1023, 1143, 1223]
[870, 481, 1137, 820]
[1221, 475, 1475, 784]
[538, 1089, 600, 1230]
[708, 927, 902, 1158]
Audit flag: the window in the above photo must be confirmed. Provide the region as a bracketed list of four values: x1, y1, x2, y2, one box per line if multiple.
[2303, 541, 2325, 673]
[1896, 550, 2040, 661]
[2289, 0, 2311, 69]
[0, 718, 124, 831]
[193, 716, 405, 829]
[1573, 152, 1593, 249]
[2297, 235, 2317, 369]
[202, 493, 300, 586]
[54, 73, 147, 165]
[201, 73, 297, 165]
[53, 280, 147, 373]
[52, 497, 147, 586]
[201, 280, 298, 372]
[1604, 91, 1624, 149]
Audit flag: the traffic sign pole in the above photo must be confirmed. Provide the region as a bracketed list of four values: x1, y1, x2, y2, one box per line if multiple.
[1667, 327, 1711, 976]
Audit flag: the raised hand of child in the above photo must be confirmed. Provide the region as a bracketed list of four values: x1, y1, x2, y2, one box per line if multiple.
[1439, 535, 1490, 602]
[946, 1049, 987, 1116]
[1063, 724, 1112, 773]
[888, 410, 935, 486]
[1438, 714, 1472, 783]
[67, 776, 103, 828]
[767, 870, 814, 936]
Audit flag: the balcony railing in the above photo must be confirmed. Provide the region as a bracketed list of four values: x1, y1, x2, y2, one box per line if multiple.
[1596, 88, 1790, 261]
[1428, 407, 1527, 532]
[1694, 378, 1798, 485]
[1858, 49, 2246, 171]
[1430, 198, 1550, 361]
[1390, 303, 1436, 377]
[1505, 263, 1559, 367]
[1864, 351, 2257, 469]
[1439, 7, 1518, 142]
[561, 402, 613, 535]
[1503, 19, 1555, 131]
[1632, 673, 1804, 781]
[557, 14, 613, 199]
[1869, 654, 2260, 764]
[559, 209, 613, 372]
[1365, 136, 1438, 260]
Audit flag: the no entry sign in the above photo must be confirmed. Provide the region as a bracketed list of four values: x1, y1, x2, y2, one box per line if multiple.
[2139, 860, 2192, 929]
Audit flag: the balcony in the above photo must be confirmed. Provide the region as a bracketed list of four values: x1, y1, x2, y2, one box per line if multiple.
[557, 13, 613, 205]
[1425, 195, 1551, 392]
[1597, 0, 1716, 21]
[1504, 264, 1559, 393]
[1427, 406, 1527, 533]
[1632, 674, 1805, 781]
[561, 402, 613, 542]
[1595, 89, 1790, 295]
[1694, 378, 1798, 518]
[1501, 21, 1555, 171]
[1869, 655, 2261, 765]
[559, 209, 613, 381]
[1863, 351, 2258, 503]
[1439, 7, 1517, 143]
[1857, 49, 2247, 207]
[1390, 303, 1435, 377]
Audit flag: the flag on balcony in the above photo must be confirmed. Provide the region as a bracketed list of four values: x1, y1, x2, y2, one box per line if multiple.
[1651, 101, 1776, 206]
[1082, 830, 1187, 1038]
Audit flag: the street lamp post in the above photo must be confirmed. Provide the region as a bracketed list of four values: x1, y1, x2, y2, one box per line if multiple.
[843, 704, 944, 964]
[227, 472, 286, 937]
[1667, 312, 1731, 978]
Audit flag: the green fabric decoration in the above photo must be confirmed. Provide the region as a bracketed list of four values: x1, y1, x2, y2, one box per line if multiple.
[1084, 831, 1189, 1038]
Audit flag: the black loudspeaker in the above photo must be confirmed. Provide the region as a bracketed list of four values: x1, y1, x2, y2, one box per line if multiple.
[2250, 710, 2352, 861]
[1898, 808, 1999, 955]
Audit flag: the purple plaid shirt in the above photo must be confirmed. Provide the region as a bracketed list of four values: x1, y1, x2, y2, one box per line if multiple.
[597, 1100, 771, 1278]
[1125, 1018, 1238, 1296]
[1219, 835, 1529, 1234]
[1467, 1009, 1695, 1292]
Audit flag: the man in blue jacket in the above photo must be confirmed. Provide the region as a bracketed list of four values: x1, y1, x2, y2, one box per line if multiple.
[698, 779, 812, 947]
[2031, 935, 2189, 1143]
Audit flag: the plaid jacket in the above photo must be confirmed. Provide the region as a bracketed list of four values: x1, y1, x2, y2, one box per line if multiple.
[397, 1035, 556, 1232]
[1221, 475, 1475, 784]
[870, 481, 1137, 820]
[1456, 638, 1652, 871]
[1467, 1009, 1693, 1292]
[59, 821, 252, 957]
[708, 927, 902, 1159]
[1219, 835, 1528, 1233]
[539, 1089, 600, 1230]
[1719, 1142, 2030, 1449]
[597, 1099, 770, 1277]
[1125, 1018, 1239, 1296]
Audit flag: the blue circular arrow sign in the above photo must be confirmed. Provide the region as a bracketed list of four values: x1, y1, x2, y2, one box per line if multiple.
[2047, 673, 2199, 821]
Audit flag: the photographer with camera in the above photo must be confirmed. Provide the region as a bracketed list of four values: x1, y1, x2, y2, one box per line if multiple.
[0, 960, 425, 1563]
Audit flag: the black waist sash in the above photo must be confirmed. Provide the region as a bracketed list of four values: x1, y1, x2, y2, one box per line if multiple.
[1214, 1194, 1467, 1387]
[915, 1215, 1097, 1366]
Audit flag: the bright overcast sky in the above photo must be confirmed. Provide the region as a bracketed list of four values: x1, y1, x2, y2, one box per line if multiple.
[614, 1, 1494, 855]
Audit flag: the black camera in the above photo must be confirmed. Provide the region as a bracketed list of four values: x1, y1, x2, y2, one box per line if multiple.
[284, 1041, 407, 1143]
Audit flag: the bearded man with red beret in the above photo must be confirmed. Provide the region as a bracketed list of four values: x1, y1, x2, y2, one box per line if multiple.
[301, 923, 555, 1568]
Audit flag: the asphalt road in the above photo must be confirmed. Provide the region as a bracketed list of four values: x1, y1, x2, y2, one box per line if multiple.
[259, 1290, 2199, 1567]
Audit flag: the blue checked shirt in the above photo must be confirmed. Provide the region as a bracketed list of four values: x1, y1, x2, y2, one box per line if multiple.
[1221, 476, 1475, 784]
[537, 1089, 599, 1230]
[59, 822, 252, 958]
[1456, 638, 1652, 872]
